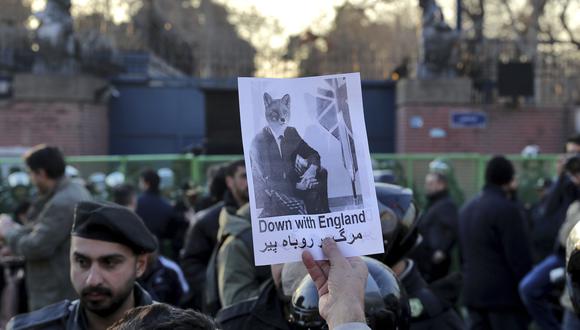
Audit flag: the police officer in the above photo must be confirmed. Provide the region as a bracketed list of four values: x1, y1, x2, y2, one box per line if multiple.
[374, 182, 465, 330]
[6, 200, 157, 330]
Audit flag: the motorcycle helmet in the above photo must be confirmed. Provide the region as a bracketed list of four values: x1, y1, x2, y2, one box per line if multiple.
[375, 183, 421, 266]
[105, 171, 126, 189]
[287, 257, 411, 330]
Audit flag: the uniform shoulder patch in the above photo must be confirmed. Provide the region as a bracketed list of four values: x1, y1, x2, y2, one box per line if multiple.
[409, 297, 424, 318]
[7, 300, 72, 330]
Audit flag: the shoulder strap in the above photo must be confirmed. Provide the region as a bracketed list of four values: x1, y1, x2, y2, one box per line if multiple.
[237, 227, 253, 252]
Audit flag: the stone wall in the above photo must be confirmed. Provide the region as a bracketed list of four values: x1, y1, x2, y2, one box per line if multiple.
[0, 74, 109, 155]
[396, 105, 567, 153]
[396, 78, 570, 154]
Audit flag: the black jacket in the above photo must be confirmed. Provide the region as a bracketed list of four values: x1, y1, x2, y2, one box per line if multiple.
[413, 191, 458, 282]
[459, 185, 533, 310]
[180, 191, 238, 309]
[138, 257, 184, 306]
[136, 191, 174, 240]
[6, 284, 153, 330]
[215, 279, 290, 330]
[400, 260, 465, 330]
[543, 175, 580, 256]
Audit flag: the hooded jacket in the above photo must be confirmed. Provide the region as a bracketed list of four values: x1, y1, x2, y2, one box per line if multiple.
[217, 204, 270, 307]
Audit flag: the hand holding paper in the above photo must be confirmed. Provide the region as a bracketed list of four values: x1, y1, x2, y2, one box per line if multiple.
[239, 73, 383, 265]
[302, 238, 368, 329]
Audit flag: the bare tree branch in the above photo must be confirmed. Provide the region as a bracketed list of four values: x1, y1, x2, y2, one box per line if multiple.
[501, 0, 518, 31]
[559, 0, 580, 49]
[499, 0, 529, 54]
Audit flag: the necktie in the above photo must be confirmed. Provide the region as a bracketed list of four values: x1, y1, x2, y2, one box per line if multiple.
[278, 134, 284, 157]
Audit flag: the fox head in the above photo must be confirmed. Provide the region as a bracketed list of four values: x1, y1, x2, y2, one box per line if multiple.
[264, 93, 290, 136]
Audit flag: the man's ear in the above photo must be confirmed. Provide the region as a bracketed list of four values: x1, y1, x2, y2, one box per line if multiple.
[264, 93, 273, 106]
[35, 168, 48, 180]
[281, 94, 290, 107]
[136, 253, 148, 278]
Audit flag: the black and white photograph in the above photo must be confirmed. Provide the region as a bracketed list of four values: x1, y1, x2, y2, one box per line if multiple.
[238, 73, 383, 265]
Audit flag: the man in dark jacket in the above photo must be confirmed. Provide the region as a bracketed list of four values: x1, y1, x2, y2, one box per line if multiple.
[459, 155, 533, 330]
[136, 169, 174, 242]
[519, 155, 580, 330]
[534, 134, 580, 258]
[250, 93, 329, 217]
[413, 172, 458, 282]
[180, 160, 248, 309]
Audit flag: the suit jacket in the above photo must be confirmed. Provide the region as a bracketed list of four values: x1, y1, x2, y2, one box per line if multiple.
[250, 126, 320, 206]
[459, 184, 533, 310]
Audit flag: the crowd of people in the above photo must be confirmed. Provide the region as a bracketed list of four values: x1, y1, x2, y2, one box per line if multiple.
[2, 140, 580, 329]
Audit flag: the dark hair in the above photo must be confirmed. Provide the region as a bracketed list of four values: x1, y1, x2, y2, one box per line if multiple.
[225, 159, 245, 178]
[141, 169, 160, 193]
[485, 155, 515, 186]
[566, 155, 580, 175]
[568, 134, 580, 146]
[208, 165, 227, 201]
[536, 177, 553, 190]
[428, 172, 448, 185]
[108, 304, 217, 330]
[112, 184, 136, 207]
[23, 145, 66, 179]
[13, 200, 31, 215]
[13, 201, 31, 223]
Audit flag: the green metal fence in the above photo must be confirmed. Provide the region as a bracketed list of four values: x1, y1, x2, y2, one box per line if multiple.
[0, 153, 560, 208]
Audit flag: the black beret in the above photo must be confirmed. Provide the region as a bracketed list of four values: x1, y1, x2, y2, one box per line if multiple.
[71, 201, 157, 254]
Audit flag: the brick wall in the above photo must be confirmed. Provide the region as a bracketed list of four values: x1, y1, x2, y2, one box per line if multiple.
[397, 105, 569, 153]
[0, 100, 108, 155]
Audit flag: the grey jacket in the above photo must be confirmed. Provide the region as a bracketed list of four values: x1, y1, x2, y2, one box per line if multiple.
[6, 284, 153, 330]
[5, 178, 92, 311]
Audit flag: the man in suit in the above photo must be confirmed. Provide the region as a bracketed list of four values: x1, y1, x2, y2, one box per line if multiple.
[250, 92, 329, 217]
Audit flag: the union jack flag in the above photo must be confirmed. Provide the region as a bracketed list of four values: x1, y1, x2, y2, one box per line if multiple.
[306, 77, 359, 198]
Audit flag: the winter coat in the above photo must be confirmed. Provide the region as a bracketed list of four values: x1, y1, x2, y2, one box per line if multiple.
[459, 184, 533, 310]
[5, 178, 91, 311]
[217, 204, 270, 307]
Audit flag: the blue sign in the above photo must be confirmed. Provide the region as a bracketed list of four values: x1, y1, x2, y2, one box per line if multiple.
[450, 112, 487, 128]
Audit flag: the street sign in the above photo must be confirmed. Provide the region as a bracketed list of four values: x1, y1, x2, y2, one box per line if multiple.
[450, 111, 487, 128]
